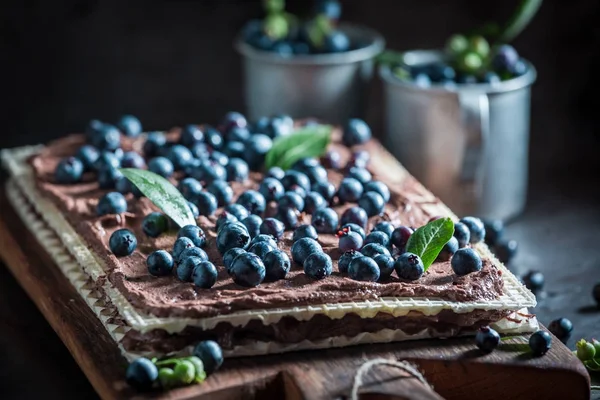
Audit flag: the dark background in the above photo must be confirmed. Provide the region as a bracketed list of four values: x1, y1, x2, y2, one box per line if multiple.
[1, 0, 599, 398]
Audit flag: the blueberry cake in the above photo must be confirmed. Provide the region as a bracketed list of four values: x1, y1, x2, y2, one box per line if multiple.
[1, 114, 537, 359]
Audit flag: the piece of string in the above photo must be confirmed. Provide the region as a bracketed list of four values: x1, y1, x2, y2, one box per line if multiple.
[351, 358, 432, 400]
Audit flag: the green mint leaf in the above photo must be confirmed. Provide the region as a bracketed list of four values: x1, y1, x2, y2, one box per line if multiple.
[119, 168, 196, 228]
[405, 217, 454, 271]
[265, 124, 332, 170]
[498, 0, 542, 44]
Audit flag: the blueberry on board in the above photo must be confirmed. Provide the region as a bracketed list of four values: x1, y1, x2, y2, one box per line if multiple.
[250, 234, 278, 249]
[453, 222, 471, 248]
[372, 221, 394, 238]
[115, 176, 132, 194]
[493, 239, 518, 264]
[287, 185, 307, 198]
[85, 119, 104, 141]
[177, 255, 203, 282]
[224, 203, 250, 221]
[109, 229, 137, 257]
[177, 225, 206, 248]
[178, 177, 203, 201]
[358, 191, 386, 217]
[248, 241, 276, 260]
[348, 167, 372, 185]
[279, 191, 305, 212]
[395, 252, 425, 281]
[475, 326, 500, 353]
[311, 181, 336, 203]
[364, 231, 390, 248]
[451, 248, 482, 276]
[126, 358, 158, 390]
[205, 126, 223, 150]
[303, 252, 333, 280]
[216, 212, 239, 232]
[117, 115, 142, 137]
[142, 212, 169, 238]
[281, 170, 311, 193]
[242, 215, 263, 239]
[223, 141, 246, 159]
[93, 151, 121, 172]
[260, 218, 285, 241]
[293, 224, 319, 242]
[361, 243, 391, 258]
[180, 125, 204, 148]
[237, 190, 267, 215]
[275, 207, 299, 230]
[207, 180, 234, 207]
[266, 166, 285, 180]
[348, 256, 380, 282]
[321, 150, 342, 169]
[251, 115, 270, 134]
[259, 177, 285, 202]
[522, 270, 544, 292]
[437, 236, 459, 262]
[192, 261, 218, 289]
[172, 237, 195, 261]
[192, 191, 218, 217]
[292, 157, 320, 172]
[193, 340, 223, 375]
[529, 330, 552, 356]
[190, 160, 226, 184]
[373, 254, 395, 280]
[217, 222, 251, 255]
[226, 126, 251, 143]
[323, 30, 350, 53]
[189, 142, 210, 160]
[263, 250, 291, 281]
[302, 165, 328, 185]
[142, 132, 166, 158]
[55, 157, 84, 184]
[341, 223, 366, 240]
[548, 318, 573, 342]
[265, 115, 294, 139]
[97, 192, 127, 216]
[226, 158, 250, 182]
[340, 206, 369, 230]
[301, 191, 325, 214]
[338, 229, 364, 252]
[166, 144, 194, 171]
[491, 44, 519, 72]
[337, 177, 364, 203]
[147, 250, 174, 277]
[148, 156, 174, 178]
[338, 250, 362, 274]
[98, 166, 123, 189]
[220, 111, 247, 133]
[120, 151, 146, 169]
[177, 246, 209, 265]
[223, 248, 246, 274]
[75, 145, 99, 171]
[459, 216, 486, 244]
[91, 124, 121, 151]
[311, 207, 339, 234]
[342, 119, 372, 147]
[291, 237, 323, 266]
[364, 181, 391, 203]
[246, 133, 274, 171]
[483, 219, 504, 247]
[230, 252, 266, 287]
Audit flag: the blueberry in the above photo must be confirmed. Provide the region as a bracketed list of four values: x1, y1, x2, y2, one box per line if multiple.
[348, 167, 372, 185]
[453, 222, 471, 248]
[361, 243, 391, 258]
[426, 62, 456, 82]
[287, 185, 307, 198]
[93, 151, 120, 171]
[192, 191, 218, 217]
[337, 178, 363, 203]
[304, 191, 327, 214]
[341, 223, 366, 240]
[242, 215, 263, 239]
[251, 116, 270, 134]
[338, 229, 364, 252]
[177, 225, 206, 248]
[475, 326, 500, 353]
[126, 358, 158, 390]
[119, 151, 145, 169]
[456, 74, 478, 84]
[207, 180, 234, 206]
[529, 330, 552, 356]
[115, 176, 132, 194]
[358, 192, 385, 217]
[522, 270, 544, 292]
[109, 228, 137, 257]
[348, 150, 370, 169]
[165, 144, 193, 170]
[223, 248, 246, 274]
[338, 250, 362, 273]
[177, 252, 208, 280]
[395, 252, 424, 281]
[304, 252, 332, 280]
[216, 212, 239, 232]
[342, 118, 371, 147]
[291, 237, 322, 265]
[259, 177, 285, 202]
[266, 167, 285, 180]
[483, 219, 504, 247]
[292, 157, 320, 171]
[142, 212, 169, 238]
[275, 207, 299, 230]
[373, 254, 395, 280]
[248, 241, 275, 259]
[193, 340, 223, 375]
[191, 261, 218, 289]
[97, 192, 127, 215]
[224, 203, 250, 221]
[55, 157, 84, 184]
[292, 41, 311, 55]
[340, 206, 368, 230]
[216, 222, 250, 255]
[75, 145, 99, 171]
[493, 239, 518, 264]
[220, 111, 247, 133]
[548, 318, 573, 342]
[180, 125, 204, 148]
[210, 151, 229, 167]
[364, 181, 390, 203]
[321, 150, 342, 169]
[265, 115, 293, 139]
[263, 250, 291, 281]
[172, 237, 195, 261]
[459, 216, 486, 244]
[227, 126, 251, 143]
[451, 248, 482, 276]
[364, 231, 390, 248]
[226, 158, 250, 182]
[492, 44, 519, 72]
[303, 165, 328, 184]
[230, 252, 265, 287]
[348, 256, 380, 282]
[245, 133, 273, 171]
[437, 236, 459, 261]
[141, 132, 165, 158]
[279, 191, 305, 212]
[324, 30, 350, 53]
[147, 250, 174, 277]
[315, 0, 342, 20]
[223, 141, 246, 159]
[292, 224, 319, 242]
[309, 183, 334, 205]
[482, 72, 501, 85]
[281, 170, 311, 193]
[205, 127, 224, 150]
[91, 124, 121, 151]
[391, 226, 413, 250]
[190, 142, 210, 160]
[372, 221, 394, 238]
[148, 156, 174, 178]
[117, 115, 142, 137]
[178, 177, 203, 201]
[250, 234, 278, 249]
[85, 119, 104, 141]
[191, 160, 226, 184]
[237, 190, 267, 214]
[311, 207, 339, 234]
[260, 218, 285, 240]
[97, 166, 122, 189]
[185, 202, 199, 219]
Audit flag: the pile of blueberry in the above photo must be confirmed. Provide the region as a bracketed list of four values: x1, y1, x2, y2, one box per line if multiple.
[475, 325, 552, 356]
[243, 0, 356, 55]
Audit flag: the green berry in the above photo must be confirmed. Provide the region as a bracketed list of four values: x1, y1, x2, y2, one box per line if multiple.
[576, 339, 596, 361]
[263, 14, 289, 40]
[457, 51, 483, 74]
[262, 0, 285, 13]
[186, 356, 207, 383]
[445, 34, 468, 56]
[158, 367, 177, 388]
[174, 360, 196, 385]
[469, 35, 490, 59]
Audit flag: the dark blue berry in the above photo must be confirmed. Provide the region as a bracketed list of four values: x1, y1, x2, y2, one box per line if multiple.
[453, 222, 470, 248]
[292, 157, 320, 171]
[190, 142, 210, 160]
[220, 111, 247, 133]
[338, 250, 362, 273]
[266, 167, 285, 180]
[259, 177, 285, 202]
[315, 0, 341, 20]
[483, 219, 504, 247]
[451, 248, 482, 276]
[260, 218, 285, 241]
[459, 216, 486, 244]
[341, 223, 366, 240]
[237, 190, 267, 214]
[287, 185, 307, 198]
[338, 229, 364, 252]
[251, 116, 270, 134]
[205, 127, 223, 150]
[372, 221, 394, 238]
[279, 191, 305, 212]
[55, 157, 84, 184]
[522, 270, 544, 292]
[147, 250, 174, 277]
[373, 254, 395, 280]
[293, 224, 319, 242]
[272, 41, 294, 56]
[97, 192, 127, 215]
[311, 181, 336, 203]
[216, 212, 239, 232]
[93, 151, 120, 171]
[265, 115, 294, 139]
[115, 176, 132, 194]
[348, 150, 370, 169]
[166, 144, 193, 170]
[143, 132, 166, 158]
[302, 166, 328, 184]
[91, 124, 121, 151]
[492, 44, 519, 72]
[529, 330, 552, 356]
[191, 160, 226, 184]
[321, 150, 342, 169]
[97, 166, 122, 189]
[126, 358, 158, 390]
[120, 151, 146, 169]
[177, 250, 209, 278]
[248, 241, 275, 259]
[223, 248, 246, 274]
[226, 158, 250, 182]
[456, 74, 477, 84]
[337, 178, 364, 203]
[358, 192, 385, 217]
[304, 252, 332, 280]
[192, 191, 218, 217]
[85, 119, 104, 141]
[476, 326, 500, 353]
[437, 236, 459, 261]
[348, 256, 380, 282]
[348, 167, 372, 185]
[391, 226, 413, 250]
[230, 252, 265, 287]
[245, 134, 273, 171]
[193, 341, 223, 375]
[180, 125, 204, 148]
[211, 151, 230, 167]
[250, 234, 278, 249]
[207, 180, 234, 207]
[342, 119, 371, 147]
[364, 231, 390, 248]
[291, 237, 322, 265]
[227, 126, 251, 143]
[361, 243, 391, 258]
[177, 225, 206, 248]
[340, 206, 368, 230]
[172, 237, 195, 261]
[324, 30, 350, 52]
[148, 157, 174, 178]
[224, 204, 250, 221]
[304, 191, 327, 214]
[217, 222, 251, 255]
[548, 318, 573, 342]
[75, 145, 99, 171]
[395, 252, 424, 280]
[281, 170, 311, 192]
[293, 41, 311, 54]
[264, 250, 291, 281]
[187, 201, 199, 219]
[482, 72, 501, 84]
[275, 207, 299, 230]
[364, 181, 390, 203]
[142, 212, 169, 238]
[223, 141, 245, 159]
[192, 261, 218, 289]
[109, 228, 137, 257]
[311, 207, 339, 234]
[117, 115, 142, 137]
[178, 177, 203, 201]
[242, 215, 263, 239]
[494, 239, 518, 264]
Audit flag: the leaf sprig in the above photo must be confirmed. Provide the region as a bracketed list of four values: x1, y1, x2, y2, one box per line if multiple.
[264, 124, 332, 170]
[405, 217, 454, 271]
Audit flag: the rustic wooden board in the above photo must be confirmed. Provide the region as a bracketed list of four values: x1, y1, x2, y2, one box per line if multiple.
[0, 193, 592, 400]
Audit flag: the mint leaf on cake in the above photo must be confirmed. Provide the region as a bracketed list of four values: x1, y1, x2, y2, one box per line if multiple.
[264, 124, 332, 170]
[405, 217, 454, 270]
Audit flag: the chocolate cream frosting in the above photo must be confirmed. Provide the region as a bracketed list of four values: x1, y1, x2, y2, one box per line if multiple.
[30, 127, 504, 320]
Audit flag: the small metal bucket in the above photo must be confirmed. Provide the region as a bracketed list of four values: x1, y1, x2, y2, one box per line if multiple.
[235, 23, 385, 123]
[380, 50, 537, 221]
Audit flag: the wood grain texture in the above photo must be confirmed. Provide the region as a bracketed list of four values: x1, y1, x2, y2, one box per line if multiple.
[0, 192, 592, 400]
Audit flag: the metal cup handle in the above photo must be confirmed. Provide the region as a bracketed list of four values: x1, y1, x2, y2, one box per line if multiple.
[458, 91, 490, 200]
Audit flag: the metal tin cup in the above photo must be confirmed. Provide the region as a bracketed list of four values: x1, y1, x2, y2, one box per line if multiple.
[235, 23, 385, 123]
[380, 50, 537, 221]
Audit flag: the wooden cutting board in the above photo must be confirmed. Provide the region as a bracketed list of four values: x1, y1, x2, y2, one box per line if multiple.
[0, 193, 591, 400]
